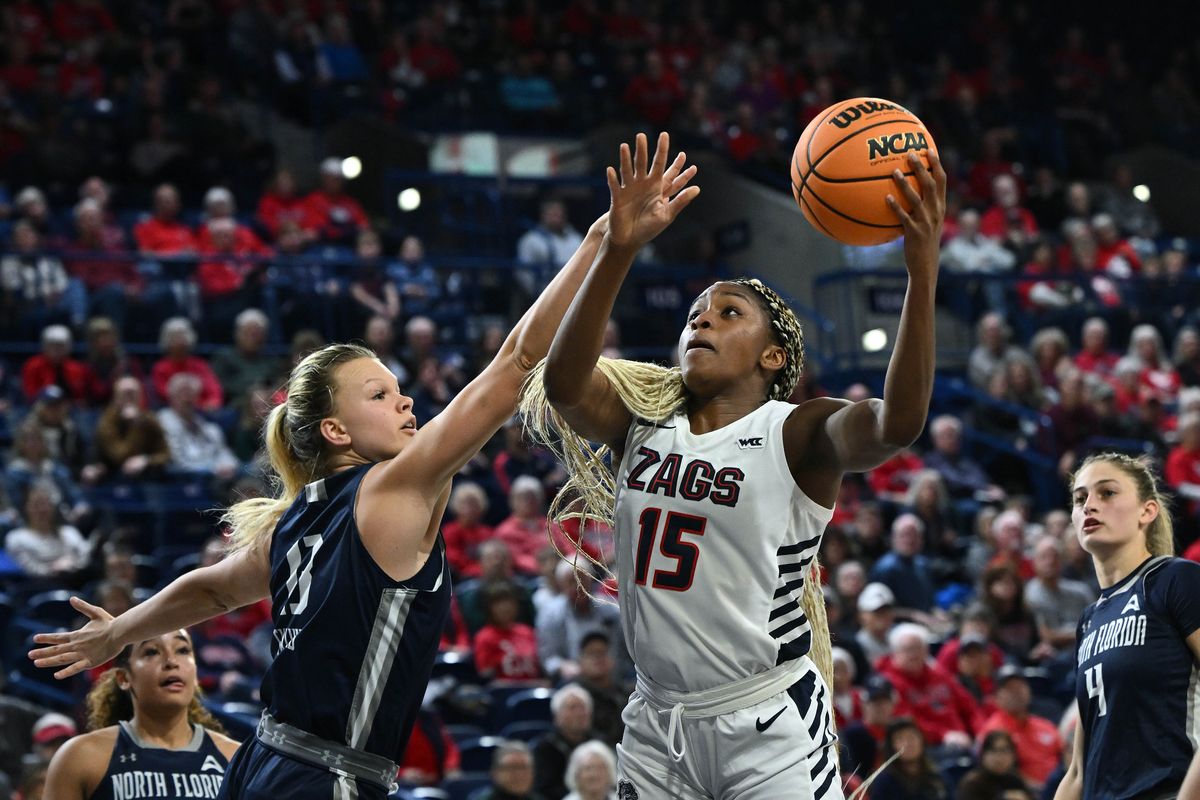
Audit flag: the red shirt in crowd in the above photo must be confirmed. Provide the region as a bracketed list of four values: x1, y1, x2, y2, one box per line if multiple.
[196, 222, 272, 257]
[979, 709, 1063, 786]
[256, 192, 310, 241]
[492, 516, 544, 575]
[876, 655, 981, 745]
[1097, 239, 1142, 274]
[936, 636, 1007, 676]
[1140, 364, 1182, 405]
[21, 354, 89, 403]
[200, 599, 272, 641]
[1166, 446, 1200, 492]
[151, 356, 224, 410]
[979, 205, 1039, 240]
[1074, 349, 1120, 378]
[473, 622, 541, 682]
[441, 520, 494, 578]
[134, 217, 197, 255]
[868, 451, 925, 499]
[397, 712, 461, 785]
[300, 190, 369, 242]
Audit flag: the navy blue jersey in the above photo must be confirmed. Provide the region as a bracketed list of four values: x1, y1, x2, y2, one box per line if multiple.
[1074, 556, 1200, 799]
[91, 721, 228, 799]
[260, 464, 452, 762]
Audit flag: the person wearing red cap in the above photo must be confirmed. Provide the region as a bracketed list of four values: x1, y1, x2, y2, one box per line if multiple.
[30, 712, 77, 762]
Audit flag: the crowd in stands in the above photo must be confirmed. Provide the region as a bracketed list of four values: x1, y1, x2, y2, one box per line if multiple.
[1, 2, 1200, 799]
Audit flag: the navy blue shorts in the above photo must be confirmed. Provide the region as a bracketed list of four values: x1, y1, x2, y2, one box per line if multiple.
[217, 737, 387, 800]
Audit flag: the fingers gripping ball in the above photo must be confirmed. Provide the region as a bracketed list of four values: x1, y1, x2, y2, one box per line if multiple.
[791, 97, 938, 246]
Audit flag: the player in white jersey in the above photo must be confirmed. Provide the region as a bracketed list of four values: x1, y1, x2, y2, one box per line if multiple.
[520, 132, 945, 799]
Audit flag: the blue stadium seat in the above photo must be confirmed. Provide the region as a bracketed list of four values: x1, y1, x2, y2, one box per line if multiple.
[441, 773, 491, 800]
[445, 724, 485, 744]
[487, 682, 544, 730]
[432, 650, 480, 687]
[14, 590, 83, 634]
[501, 687, 553, 725]
[203, 700, 261, 740]
[458, 736, 505, 772]
[498, 720, 552, 743]
[6, 635, 85, 710]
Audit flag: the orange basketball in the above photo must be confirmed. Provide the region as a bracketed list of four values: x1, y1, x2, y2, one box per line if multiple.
[790, 97, 938, 246]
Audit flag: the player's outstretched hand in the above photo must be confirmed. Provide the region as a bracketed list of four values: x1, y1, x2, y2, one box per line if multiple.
[886, 149, 946, 283]
[27, 596, 121, 679]
[606, 131, 700, 250]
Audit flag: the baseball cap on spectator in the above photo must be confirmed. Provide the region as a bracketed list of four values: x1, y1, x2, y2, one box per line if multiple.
[319, 157, 343, 176]
[37, 385, 66, 404]
[32, 712, 77, 744]
[995, 664, 1026, 686]
[580, 630, 611, 650]
[864, 674, 894, 701]
[15, 186, 46, 209]
[42, 325, 72, 345]
[959, 633, 988, 652]
[858, 582, 895, 613]
[203, 186, 235, 210]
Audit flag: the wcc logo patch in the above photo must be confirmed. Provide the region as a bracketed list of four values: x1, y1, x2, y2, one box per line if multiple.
[618, 780, 639, 800]
[737, 436, 765, 450]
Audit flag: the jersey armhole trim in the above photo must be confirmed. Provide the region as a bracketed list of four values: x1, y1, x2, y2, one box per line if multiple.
[769, 403, 835, 523]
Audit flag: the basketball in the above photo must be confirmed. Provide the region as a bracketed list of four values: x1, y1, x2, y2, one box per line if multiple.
[791, 97, 938, 246]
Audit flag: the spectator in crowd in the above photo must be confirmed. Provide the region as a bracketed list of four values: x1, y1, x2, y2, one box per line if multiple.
[388, 235, 442, 318]
[856, 581, 898, 667]
[533, 684, 599, 800]
[870, 513, 937, 615]
[831, 646, 864, 728]
[1, 221, 83, 337]
[978, 565, 1039, 661]
[978, 665, 1063, 789]
[196, 186, 270, 255]
[847, 501, 889, 563]
[346, 229, 400, 333]
[516, 199, 584, 299]
[1005, 353, 1049, 410]
[1073, 317, 1120, 378]
[397, 706, 462, 787]
[834, 559, 868, 618]
[1128, 323, 1182, 404]
[1044, 370, 1099, 472]
[151, 317, 224, 409]
[924, 415, 1007, 505]
[80, 316, 143, 408]
[1173, 327, 1200, 388]
[532, 545, 565, 617]
[1024, 535, 1095, 664]
[230, 382, 274, 462]
[14, 186, 53, 238]
[156, 372, 240, 479]
[442, 482, 493, 579]
[62, 197, 139, 323]
[537, 563, 621, 682]
[20, 324, 88, 404]
[904, 469, 961, 564]
[473, 582, 543, 684]
[868, 448, 925, 504]
[1030, 328, 1071, 394]
[478, 740, 542, 800]
[195, 217, 268, 339]
[942, 209, 1017, 313]
[5, 417, 88, 528]
[362, 314, 408, 384]
[1017, 237, 1081, 314]
[949, 632, 997, 707]
[840, 674, 898, 780]
[29, 712, 77, 763]
[981, 174, 1039, 242]
[495, 476, 555, 575]
[957, 730, 1032, 800]
[133, 183, 197, 255]
[256, 168, 311, 244]
[301, 156, 369, 244]
[4, 480, 90, 579]
[936, 602, 1006, 676]
[876, 623, 978, 749]
[211, 308, 280, 403]
[24, 384, 87, 472]
[968, 313, 1023, 390]
[493, 415, 559, 498]
[88, 375, 171, 482]
[460, 540, 537, 633]
[575, 630, 626, 748]
[562, 740, 618, 800]
[868, 717, 949, 800]
[1091, 213, 1141, 277]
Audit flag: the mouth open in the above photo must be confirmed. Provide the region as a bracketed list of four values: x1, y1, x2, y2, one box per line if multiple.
[686, 341, 715, 352]
[1082, 519, 1101, 533]
[160, 676, 186, 690]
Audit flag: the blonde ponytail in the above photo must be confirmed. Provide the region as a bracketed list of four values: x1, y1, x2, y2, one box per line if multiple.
[224, 343, 377, 553]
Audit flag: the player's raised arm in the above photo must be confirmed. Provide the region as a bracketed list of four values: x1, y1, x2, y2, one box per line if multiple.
[542, 131, 700, 453]
[790, 150, 946, 476]
[28, 536, 270, 679]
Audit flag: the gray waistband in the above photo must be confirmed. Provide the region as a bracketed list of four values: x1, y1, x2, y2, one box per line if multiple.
[256, 712, 398, 792]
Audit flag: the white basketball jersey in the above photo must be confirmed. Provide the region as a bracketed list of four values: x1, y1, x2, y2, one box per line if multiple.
[613, 400, 833, 693]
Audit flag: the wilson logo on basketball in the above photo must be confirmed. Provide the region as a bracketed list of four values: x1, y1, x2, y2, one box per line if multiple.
[826, 100, 901, 129]
[866, 131, 930, 161]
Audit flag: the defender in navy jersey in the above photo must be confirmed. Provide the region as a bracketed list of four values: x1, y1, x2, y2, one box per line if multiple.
[522, 134, 946, 798]
[44, 631, 240, 799]
[31, 133, 700, 799]
[1057, 454, 1200, 800]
